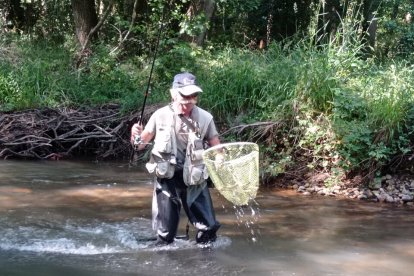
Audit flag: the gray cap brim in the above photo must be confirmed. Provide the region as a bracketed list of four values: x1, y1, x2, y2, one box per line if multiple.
[177, 84, 203, 96]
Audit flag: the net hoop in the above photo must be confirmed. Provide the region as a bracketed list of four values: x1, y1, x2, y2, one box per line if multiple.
[203, 142, 259, 206]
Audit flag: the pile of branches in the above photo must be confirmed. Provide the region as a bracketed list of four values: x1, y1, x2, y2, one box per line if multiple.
[0, 104, 159, 160]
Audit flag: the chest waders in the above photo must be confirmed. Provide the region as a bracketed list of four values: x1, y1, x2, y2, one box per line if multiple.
[152, 107, 220, 244]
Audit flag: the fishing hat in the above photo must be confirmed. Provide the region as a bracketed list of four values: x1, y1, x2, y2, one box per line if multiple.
[172, 72, 203, 96]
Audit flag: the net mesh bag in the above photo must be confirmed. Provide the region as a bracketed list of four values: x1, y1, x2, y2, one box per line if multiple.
[203, 142, 259, 206]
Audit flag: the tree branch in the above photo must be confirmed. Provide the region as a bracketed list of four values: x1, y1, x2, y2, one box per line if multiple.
[81, 0, 115, 52]
[110, 0, 139, 55]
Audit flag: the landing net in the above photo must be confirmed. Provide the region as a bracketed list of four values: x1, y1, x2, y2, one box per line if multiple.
[203, 142, 259, 206]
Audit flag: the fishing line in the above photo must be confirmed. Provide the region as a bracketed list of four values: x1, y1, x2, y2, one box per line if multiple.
[129, 2, 169, 164]
[138, 2, 168, 124]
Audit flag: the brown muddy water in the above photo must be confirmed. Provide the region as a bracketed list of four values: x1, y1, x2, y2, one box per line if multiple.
[0, 160, 413, 276]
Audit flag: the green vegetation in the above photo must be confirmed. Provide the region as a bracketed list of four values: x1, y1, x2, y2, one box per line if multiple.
[0, 39, 166, 111]
[2, 0, 414, 185]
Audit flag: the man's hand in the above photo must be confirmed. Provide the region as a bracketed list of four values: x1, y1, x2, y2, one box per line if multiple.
[214, 152, 225, 170]
[130, 123, 143, 145]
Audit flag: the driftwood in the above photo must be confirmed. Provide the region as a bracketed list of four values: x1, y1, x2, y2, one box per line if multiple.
[0, 103, 161, 160]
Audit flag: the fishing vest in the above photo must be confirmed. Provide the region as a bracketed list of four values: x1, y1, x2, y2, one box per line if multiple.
[146, 105, 213, 184]
[181, 107, 213, 186]
[145, 106, 177, 179]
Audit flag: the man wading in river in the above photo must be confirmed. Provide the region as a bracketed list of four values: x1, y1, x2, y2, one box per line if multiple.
[130, 72, 221, 245]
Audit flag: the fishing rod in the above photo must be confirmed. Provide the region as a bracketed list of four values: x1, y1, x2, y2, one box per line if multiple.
[138, 4, 167, 125]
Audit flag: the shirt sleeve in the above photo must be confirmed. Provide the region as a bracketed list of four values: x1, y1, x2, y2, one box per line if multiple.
[144, 112, 157, 134]
[204, 118, 219, 140]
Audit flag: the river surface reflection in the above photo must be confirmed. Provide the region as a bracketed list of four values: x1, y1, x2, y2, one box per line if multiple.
[0, 160, 413, 276]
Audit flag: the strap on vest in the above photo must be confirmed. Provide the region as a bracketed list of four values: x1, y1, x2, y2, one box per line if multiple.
[179, 114, 201, 138]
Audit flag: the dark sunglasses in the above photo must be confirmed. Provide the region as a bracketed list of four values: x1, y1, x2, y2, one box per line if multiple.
[179, 92, 199, 99]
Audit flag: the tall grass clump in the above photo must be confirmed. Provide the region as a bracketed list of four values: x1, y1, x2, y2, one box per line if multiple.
[291, 4, 414, 179]
[0, 70, 22, 111]
[198, 49, 267, 121]
[335, 61, 414, 175]
[363, 63, 414, 142]
[0, 38, 166, 112]
[198, 44, 299, 123]
[194, 2, 414, 182]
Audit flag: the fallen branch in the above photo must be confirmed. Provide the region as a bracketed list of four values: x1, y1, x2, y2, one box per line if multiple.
[0, 104, 160, 160]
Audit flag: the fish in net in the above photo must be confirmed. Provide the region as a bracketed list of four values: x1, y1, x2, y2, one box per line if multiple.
[202, 142, 259, 206]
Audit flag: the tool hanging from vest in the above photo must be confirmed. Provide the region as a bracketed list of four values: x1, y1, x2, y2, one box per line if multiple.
[138, 3, 168, 125]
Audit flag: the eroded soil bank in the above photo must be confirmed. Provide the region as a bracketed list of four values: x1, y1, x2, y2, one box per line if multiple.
[1, 105, 413, 207]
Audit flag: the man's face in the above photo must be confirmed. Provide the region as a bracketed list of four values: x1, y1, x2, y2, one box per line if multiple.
[175, 92, 198, 114]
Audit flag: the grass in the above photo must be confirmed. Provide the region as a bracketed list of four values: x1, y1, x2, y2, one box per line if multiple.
[2, 22, 414, 183]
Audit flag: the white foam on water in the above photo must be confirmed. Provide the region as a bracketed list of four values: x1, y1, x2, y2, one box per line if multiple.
[0, 216, 231, 255]
[0, 217, 152, 255]
[0, 238, 120, 255]
[147, 236, 232, 252]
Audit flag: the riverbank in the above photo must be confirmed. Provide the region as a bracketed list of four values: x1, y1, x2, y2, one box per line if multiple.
[2, 106, 414, 207]
[272, 172, 414, 206]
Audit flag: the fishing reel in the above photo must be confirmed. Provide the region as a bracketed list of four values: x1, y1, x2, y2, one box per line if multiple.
[133, 135, 143, 151]
[133, 134, 152, 151]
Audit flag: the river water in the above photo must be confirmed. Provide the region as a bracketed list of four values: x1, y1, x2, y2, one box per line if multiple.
[0, 160, 413, 276]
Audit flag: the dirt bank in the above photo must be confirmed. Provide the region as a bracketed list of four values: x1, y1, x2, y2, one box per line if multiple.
[2, 105, 414, 207]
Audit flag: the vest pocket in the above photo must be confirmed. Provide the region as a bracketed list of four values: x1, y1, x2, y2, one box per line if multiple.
[153, 127, 172, 153]
[155, 160, 175, 179]
[184, 163, 208, 186]
[146, 154, 176, 179]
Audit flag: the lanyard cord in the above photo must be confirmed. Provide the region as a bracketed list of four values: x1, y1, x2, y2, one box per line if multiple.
[179, 114, 201, 138]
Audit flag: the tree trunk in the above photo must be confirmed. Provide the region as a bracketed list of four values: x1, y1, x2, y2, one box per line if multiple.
[362, 0, 380, 52]
[3, 0, 25, 32]
[71, 0, 98, 48]
[365, 12, 377, 49]
[195, 0, 216, 46]
[316, 0, 341, 45]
